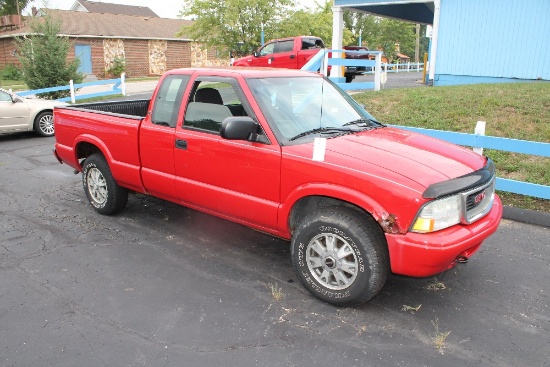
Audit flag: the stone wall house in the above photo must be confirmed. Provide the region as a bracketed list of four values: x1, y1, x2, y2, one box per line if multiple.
[0, 9, 229, 79]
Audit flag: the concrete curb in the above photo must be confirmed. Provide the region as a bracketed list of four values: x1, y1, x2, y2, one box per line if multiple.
[503, 206, 550, 228]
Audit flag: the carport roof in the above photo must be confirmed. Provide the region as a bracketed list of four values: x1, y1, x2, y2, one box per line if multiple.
[334, 0, 435, 25]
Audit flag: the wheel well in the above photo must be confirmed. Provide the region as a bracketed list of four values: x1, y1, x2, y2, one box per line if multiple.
[289, 196, 379, 235]
[76, 142, 103, 165]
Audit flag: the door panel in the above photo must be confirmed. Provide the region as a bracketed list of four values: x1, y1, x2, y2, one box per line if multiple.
[138, 74, 191, 201]
[75, 45, 92, 74]
[250, 42, 275, 67]
[174, 78, 281, 231]
[271, 40, 297, 69]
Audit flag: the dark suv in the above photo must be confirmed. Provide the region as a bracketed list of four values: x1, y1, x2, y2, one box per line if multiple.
[344, 46, 370, 73]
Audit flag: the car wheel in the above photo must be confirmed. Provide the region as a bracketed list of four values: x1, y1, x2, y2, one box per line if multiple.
[291, 206, 389, 306]
[82, 154, 128, 215]
[34, 111, 55, 137]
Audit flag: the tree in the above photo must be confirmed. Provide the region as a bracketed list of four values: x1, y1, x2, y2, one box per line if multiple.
[178, 0, 292, 55]
[343, 10, 380, 48]
[15, 14, 83, 99]
[0, 0, 30, 15]
[376, 18, 416, 62]
[276, 1, 354, 46]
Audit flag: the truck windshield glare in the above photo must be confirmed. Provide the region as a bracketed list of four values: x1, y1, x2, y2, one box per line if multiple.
[247, 77, 378, 142]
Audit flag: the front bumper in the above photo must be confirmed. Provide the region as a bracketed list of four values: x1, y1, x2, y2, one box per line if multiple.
[385, 195, 503, 277]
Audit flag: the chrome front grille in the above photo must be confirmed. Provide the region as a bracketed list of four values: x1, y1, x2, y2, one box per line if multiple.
[460, 178, 495, 224]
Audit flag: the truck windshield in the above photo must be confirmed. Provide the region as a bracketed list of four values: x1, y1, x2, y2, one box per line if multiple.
[247, 76, 381, 145]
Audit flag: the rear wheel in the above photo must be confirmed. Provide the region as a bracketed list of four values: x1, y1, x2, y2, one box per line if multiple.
[82, 154, 128, 215]
[291, 207, 389, 306]
[34, 111, 54, 137]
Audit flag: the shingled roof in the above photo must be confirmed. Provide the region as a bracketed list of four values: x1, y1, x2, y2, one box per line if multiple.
[71, 0, 159, 18]
[0, 9, 194, 40]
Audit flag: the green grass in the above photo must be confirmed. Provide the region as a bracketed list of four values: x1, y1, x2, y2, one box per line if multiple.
[353, 82, 550, 212]
[0, 79, 27, 90]
[74, 94, 124, 104]
[126, 76, 160, 82]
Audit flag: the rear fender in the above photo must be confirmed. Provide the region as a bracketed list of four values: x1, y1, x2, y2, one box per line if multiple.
[74, 134, 144, 193]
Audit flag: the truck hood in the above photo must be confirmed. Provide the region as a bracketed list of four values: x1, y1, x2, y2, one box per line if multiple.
[298, 127, 487, 189]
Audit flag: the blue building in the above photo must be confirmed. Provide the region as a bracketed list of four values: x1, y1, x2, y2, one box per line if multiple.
[332, 0, 550, 86]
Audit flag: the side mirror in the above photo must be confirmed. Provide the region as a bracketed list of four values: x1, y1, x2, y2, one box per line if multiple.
[221, 116, 265, 142]
[253, 51, 259, 57]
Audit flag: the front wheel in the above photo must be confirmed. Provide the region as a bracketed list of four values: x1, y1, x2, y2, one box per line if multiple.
[291, 207, 389, 306]
[82, 154, 128, 215]
[34, 111, 55, 137]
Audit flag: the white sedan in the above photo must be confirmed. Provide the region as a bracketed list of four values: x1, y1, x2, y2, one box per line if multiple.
[0, 88, 67, 137]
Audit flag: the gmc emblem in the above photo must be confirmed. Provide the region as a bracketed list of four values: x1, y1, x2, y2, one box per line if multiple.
[474, 191, 486, 205]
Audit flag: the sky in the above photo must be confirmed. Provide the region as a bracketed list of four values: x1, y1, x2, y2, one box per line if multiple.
[23, 0, 313, 19]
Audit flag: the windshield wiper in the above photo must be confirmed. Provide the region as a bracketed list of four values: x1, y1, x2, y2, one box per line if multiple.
[289, 127, 352, 141]
[343, 118, 383, 128]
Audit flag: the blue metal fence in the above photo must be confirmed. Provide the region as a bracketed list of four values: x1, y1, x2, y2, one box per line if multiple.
[17, 75, 125, 103]
[301, 49, 384, 91]
[391, 125, 550, 200]
[301, 49, 424, 91]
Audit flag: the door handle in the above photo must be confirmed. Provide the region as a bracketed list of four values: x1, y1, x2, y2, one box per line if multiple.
[175, 139, 187, 150]
[289, 54, 295, 59]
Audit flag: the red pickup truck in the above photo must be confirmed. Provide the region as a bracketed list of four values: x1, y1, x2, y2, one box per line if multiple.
[232, 36, 356, 82]
[54, 67, 502, 306]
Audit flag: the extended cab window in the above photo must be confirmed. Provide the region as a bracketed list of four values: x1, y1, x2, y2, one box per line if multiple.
[151, 74, 190, 127]
[183, 80, 248, 134]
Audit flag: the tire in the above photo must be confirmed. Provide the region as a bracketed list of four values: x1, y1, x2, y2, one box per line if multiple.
[82, 154, 128, 215]
[345, 74, 354, 83]
[34, 111, 55, 137]
[291, 207, 389, 306]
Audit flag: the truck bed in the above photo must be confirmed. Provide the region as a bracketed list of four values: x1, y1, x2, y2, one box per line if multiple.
[71, 99, 150, 118]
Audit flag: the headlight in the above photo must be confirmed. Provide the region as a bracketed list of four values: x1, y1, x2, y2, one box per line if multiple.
[412, 195, 461, 233]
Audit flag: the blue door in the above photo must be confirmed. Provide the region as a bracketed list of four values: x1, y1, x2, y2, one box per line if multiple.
[75, 45, 92, 74]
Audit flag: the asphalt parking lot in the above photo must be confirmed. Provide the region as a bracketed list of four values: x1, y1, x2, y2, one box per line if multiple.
[1, 129, 549, 366]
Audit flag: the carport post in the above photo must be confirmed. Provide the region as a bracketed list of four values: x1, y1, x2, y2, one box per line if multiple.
[428, 0, 441, 84]
[331, 6, 344, 80]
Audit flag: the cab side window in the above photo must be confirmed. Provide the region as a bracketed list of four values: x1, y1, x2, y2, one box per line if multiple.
[259, 43, 275, 56]
[151, 75, 190, 127]
[184, 81, 247, 134]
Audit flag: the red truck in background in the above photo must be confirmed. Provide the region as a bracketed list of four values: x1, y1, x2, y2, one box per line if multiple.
[232, 36, 357, 82]
[53, 67, 502, 306]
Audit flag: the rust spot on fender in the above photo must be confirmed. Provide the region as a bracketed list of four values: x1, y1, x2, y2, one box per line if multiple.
[378, 212, 401, 234]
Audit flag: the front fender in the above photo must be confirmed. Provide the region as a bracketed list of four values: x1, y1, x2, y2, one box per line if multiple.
[277, 183, 391, 238]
